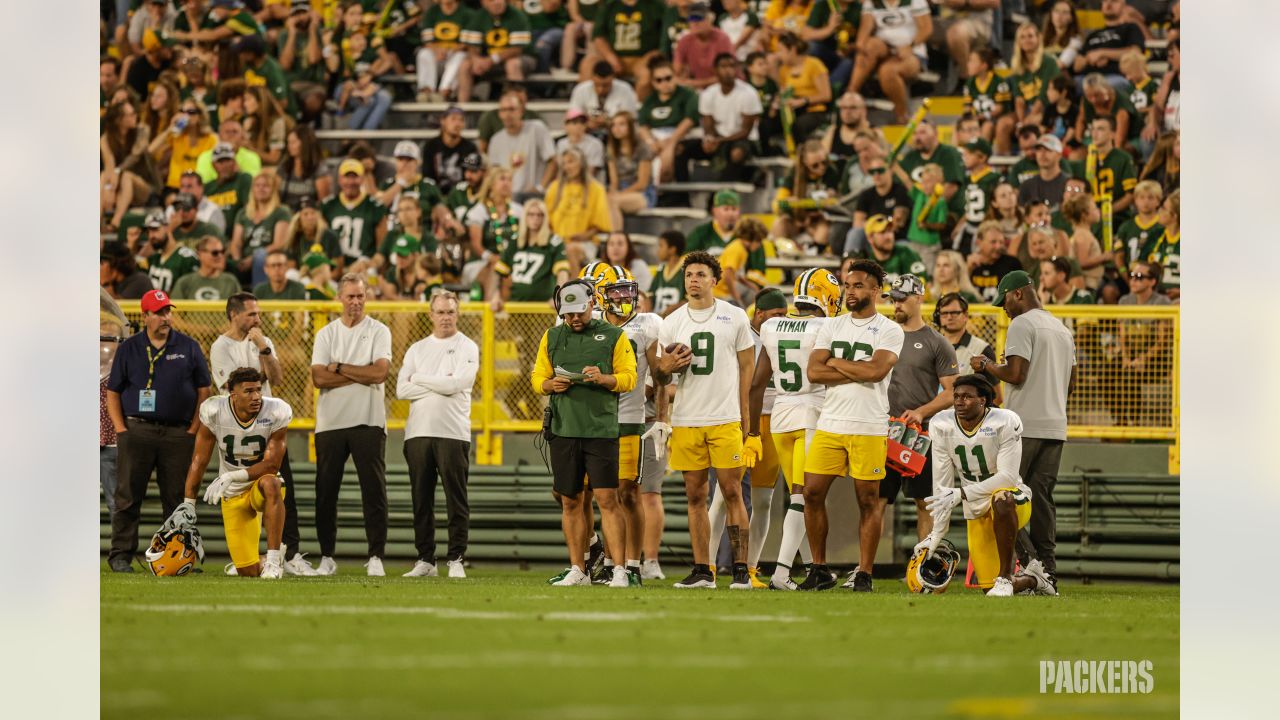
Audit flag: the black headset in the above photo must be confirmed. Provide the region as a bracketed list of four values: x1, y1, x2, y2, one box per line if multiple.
[932, 292, 969, 327]
[553, 279, 597, 315]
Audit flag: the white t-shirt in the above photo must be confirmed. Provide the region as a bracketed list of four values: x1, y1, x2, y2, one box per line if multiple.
[568, 78, 639, 122]
[209, 333, 277, 397]
[863, 0, 930, 57]
[930, 407, 1031, 519]
[310, 315, 393, 432]
[487, 119, 557, 193]
[698, 80, 763, 141]
[1003, 308, 1076, 441]
[761, 315, 828, 434]
[616, 312, 662, 428]
[198, 395, 293, 498]
[718, 12, 760, 61]
[659, 300, 754, 427]
[555, 134, 606, 172]
[814, 312, 904, 435]
[396, 332, 480, 442]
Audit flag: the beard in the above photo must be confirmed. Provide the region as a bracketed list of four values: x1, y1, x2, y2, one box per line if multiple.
[847, 295, 871, 313]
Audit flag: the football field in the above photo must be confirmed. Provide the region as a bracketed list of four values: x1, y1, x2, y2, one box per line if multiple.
[102, 564, 1178, 719]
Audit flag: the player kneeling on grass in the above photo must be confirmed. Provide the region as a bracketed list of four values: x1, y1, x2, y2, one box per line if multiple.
[161, 367, 293, 579]
[913, 375, 1055, 597]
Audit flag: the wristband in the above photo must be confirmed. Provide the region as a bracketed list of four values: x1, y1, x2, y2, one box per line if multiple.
[183, 497, 196, 505]
[747, 432, 760, 437]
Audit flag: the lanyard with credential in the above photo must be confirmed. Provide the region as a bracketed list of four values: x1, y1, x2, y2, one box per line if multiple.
[145, 343, 166, 389]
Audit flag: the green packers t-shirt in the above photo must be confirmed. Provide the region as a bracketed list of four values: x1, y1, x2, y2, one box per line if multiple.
[648, 263, 686, 314]
[321, 193, 388, 262]
[594, 0, 665, 57]
[420, 3, 473, 47]
[861, 243, 928, 283]
[1013, 55, 1059, 107]
[172, 220, 226, 249]
[1113, 215, 1164, 268]
[205, 173, 253, 231]
[638, 85, 700, 130]
[495, 237, 570, 301]
[252, 279, 308, 300]
[145, 246, 200, 294]
[960, 167, 1002, 226]
[964, 71, 1014, 121]
[806, 0, 861, 56]
[234, 206, 292, 254]
[461, 6, 532, 54]
[900, 143, 966, 187]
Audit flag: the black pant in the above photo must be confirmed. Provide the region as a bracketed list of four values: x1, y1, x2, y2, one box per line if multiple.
[314, 425, 388, 558]
[403, 436, 471, 562]
[109, 421, 194, 564]
[1015, 437, 1063, 575]
[279, 448, 303, 555]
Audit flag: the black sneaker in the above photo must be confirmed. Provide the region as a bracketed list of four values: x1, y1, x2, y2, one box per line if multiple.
[729, 563, 751, 589]
[673, 566, 715, 588]
[591, 564, 614, 585]
[798, 564, 836, 591]
[109, 556, 134, 573]
[850, 570, 873, 592]
[585, 539, 605, 577]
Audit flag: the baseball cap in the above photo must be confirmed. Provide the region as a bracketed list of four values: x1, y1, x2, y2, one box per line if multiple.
[565, 108, 587, 122]
[713, 189, 740, 207]
[963, 138, 992, 157]
[882, 274, 925, 300]
[140, 290, 175, 313]
[354, 61, 372, 76]
[442, 105, 465, 117]
[393, 140, 422, 162]
[992, 270, 1033, 307]
[754, 288, 788, 311]
[296, 196, 317, 210]
[1035, 134, 1064, 154]
[864, 214, 893, 234]
[461, 152, 485, 171]
[338, 158, 365, 176]
[232, 33, 265, 55]
[289, 0, 310, 14]
[143, 210, 166, 229]
[688, 1, 711, 19]
[302, 244, 336, 269]
[392, 235, 422, 256]
[174, 192, 198, 211]
[212, 142, 236, 162]
[556, 281, 593, 316]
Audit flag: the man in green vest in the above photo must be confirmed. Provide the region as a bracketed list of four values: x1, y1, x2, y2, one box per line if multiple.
[532, 279, 638, 587]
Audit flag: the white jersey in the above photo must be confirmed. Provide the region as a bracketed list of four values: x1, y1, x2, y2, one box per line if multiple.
[930, 407, 1031, 519]
[209, 333, 277, 397]
[761, 315, 828, 434]
[198, 395, 293, 498]
[659, 300, 754, 427]
[751, 327, 777, 416]
[814, 312, 905, 436]
[617, 312, 662, 429]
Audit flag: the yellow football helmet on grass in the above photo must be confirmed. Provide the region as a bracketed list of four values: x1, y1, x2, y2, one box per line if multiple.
[792, 268, 842, 317]
[145, 527, 205, 576]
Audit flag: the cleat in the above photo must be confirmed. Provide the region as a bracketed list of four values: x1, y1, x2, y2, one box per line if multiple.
[315, 556, 337, 576]
[224, 562, 238, 577]
[673, 567, 716, 589]
[850, 570, 874, 592]
[628, 568, 643, 587]
[585, 538, 605, 577]
[729, 564, 752, 589]
[1017, 559, 1058, 596]
[109, 556, 134, 573]
[547, 567, 572, 585]
[798, 564, 836, 591]
[987, 576, 1015, 597]
[591, 564, 614, 585]
[552, 566, 591, 586]
[403, 560, 438, 577]
[769, 570, 799, 590]
[284, 553, 318, 576]
[748, 566, 768, 589]
[447, 559, 467, 578]
[365, 557, 385, 577]
[640, 560, 665, 580]
[842, 565, 862, 589]
[261, 558, 283, 579]
[609, 566, 630, 588]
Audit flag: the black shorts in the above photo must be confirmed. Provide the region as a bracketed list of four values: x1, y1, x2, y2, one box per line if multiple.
[879, 455, 933, 504]
[550, 436, 619, 497]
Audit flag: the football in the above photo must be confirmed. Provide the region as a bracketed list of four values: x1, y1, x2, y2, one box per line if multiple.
[664, 343, 690, 355]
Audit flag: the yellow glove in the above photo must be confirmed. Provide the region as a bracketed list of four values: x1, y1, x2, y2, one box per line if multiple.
[742, 434, 763, 469]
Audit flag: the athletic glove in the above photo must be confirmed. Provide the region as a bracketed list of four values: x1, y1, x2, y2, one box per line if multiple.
[641, 422, 671, 457]
[912, 531, 943, 560]
[203, 469, 249, 505]
[924, 486, 962, 524]
[160, 501, 198, 532]
[742, 434, 763, 469]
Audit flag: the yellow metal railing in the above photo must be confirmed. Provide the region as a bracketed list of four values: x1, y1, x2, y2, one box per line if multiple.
[117, 301, 1179, 462]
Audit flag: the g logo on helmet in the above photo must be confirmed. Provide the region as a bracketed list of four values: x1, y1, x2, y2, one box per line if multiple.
[145, 527, 205, 576]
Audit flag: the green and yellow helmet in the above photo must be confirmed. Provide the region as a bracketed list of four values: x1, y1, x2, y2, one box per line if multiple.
[792, 267, 843, 317]
[905, 538, 961, 594]
[595, 264, 638, 318]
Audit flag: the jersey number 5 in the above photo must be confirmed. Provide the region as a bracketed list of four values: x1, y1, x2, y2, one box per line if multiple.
[777, 339, 803, 391]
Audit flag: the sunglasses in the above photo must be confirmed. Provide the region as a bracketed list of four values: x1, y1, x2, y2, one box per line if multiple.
[1129, 272, 1152, 280]
[937, 310, 965, 317]
[653, 75, 674, 82]
[181, 108, 199, 115]
[205, 249, 225, 256]
[868, 167, 887, 175]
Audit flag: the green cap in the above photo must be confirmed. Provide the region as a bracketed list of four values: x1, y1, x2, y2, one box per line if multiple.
[963, 137, 992, 157]
[992, 270, 1033, 307]
[392, 235, 421, 256]
[713, 189, 740, 207]
[302, 243, 335, 270]
[754, 288, 787, 312]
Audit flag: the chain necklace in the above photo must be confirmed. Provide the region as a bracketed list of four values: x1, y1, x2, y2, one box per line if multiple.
[847, 311, 876, 328]
[686, 300, 717, 325]
[487, 202, 518, 251]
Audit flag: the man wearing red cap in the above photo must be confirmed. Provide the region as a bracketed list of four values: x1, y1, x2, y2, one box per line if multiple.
[105, 290, 213, 572]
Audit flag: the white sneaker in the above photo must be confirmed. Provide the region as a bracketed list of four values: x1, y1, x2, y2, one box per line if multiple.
[315, 556, 337, 576]
[609, 565, 630, 588]
[447, 559, 466, 578]
[987, 577, 1015, 597]
[284, 553, 318, 576]
[640, 560, 665, 580]
[552, 566, 590, 586]
[1018, 559, 1059, 596]
[403, 560, 438, 577]
[224, 562, 238, 576]
[365, 557, 385, 577]
[261, 558, 283, 579]
[770, 574, 798, 591]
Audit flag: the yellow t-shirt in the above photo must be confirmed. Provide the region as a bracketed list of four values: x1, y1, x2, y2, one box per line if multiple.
[713, 239, 750, 299]
[165, 132, 217, 189]
[781, 56, 830, 113]
[545, 180, 613, 239]
[764, 0, 816, 51]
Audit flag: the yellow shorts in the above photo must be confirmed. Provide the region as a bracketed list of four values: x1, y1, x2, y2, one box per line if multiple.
[618, 434, 641, 481]
[670, 422, 744, 472]
[750, 415, 782, 489]
[966, 488, 1033, 589]
[771, 427, 814, 491]
[803, 431, 887, 481]
[221, 475, 286, 569]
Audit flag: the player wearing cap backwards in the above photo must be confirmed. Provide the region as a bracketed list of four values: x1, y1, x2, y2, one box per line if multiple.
[657, 251, 757, 589]
[160, 367, 293, 579]
[321, 158, 388, 273]
[799, 259, 903, 591]
[748, 268, 843, 590]
[915, 375, 1056, 597]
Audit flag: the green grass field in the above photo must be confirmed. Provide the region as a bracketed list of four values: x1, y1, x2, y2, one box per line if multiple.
[102, 563, 1178, 719]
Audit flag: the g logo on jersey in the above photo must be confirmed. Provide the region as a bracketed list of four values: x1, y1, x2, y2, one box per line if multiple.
[486, 28, 510, 48]
[435, 23, 461, 42]
[651, 106, 673, 121]
[194, 287, 223, 301]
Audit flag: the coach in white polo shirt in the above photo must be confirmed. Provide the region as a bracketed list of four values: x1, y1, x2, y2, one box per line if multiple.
[309, 273, 393, 577]
[396, 291, 479, 579]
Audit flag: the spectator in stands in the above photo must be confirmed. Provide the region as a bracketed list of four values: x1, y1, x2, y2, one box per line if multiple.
[988, 181, 1024, 251]
[302, 246, 338, 299]
[1142, 189, 1179, 299]
[322, 158, 389, 271]
[952, 113, 981, 149]
[557, 109, 607, 179]
[897, 120, 964, 207]
[415, 0, 472, 102]
[100, 57, 121, 113]
[373, 192, 435, 277]
[719, 0, 762, 61]
[545, 147, 612, 269]
[335, 61, 394, 130]
[1061, 193, 1106, 292]
[968, 221, 1022, 302]
[101, 101, 157, 233]
[802, 0, 858, 90]
[775, 32, 831, 146]
[760, 0, 811, 55]
[140, 79, 178, 152]
[151, 99, 216, 192]
[490, 198, 571, 308]
[955, 138, 1000, 255]
[488, 90, 559, 198]
[1076, 75, 1134, 159]
[649, 230, 688, 316]
[601, 231, 653, 294]
[1087, 115, 1138, 216]
[1039, 256, 1095, 305]
[464, 167, 522, 290]
[1017, 134, 1069, 212]
[527, 0, 570, 74]
[585, 0, 664, 99]
[906, 163, 950, 260]
[100, 241, 155, 300]
[1119, 259, 1170, 307]
[1006, 122, 1045, 188]
[772, 139, 842, 252]
[1023, 224, 1077, 285]
[123, 26, 174, 98]
[376, 141, 456, 239]
[570, 61, 640, 135]
[1113, 180, 1164, 274]
[696, 53, 761, 182]
[1011, 22, 1058, 128]
[278, 125, 330, 210]
[1042, 0, 1083, 68]
[169, 190, 226, 247]
[447, 153, 488, 220]
[196, 119, 262, 183]
[712, 217, 768, 306]
[458, 0, 532, 102]
[744, 51, 783, 156]
[204, 143, 254, 231]
[478, 87, 543, 154]
[930, 0, 996, 93]
[1152, 38, 1179, 136]
[839, 129, 889, 201]
[310, 274, 394, 577]
[140, 211, 198, 294]
[850, 0, 931, 123]
[424, 106, 479, 193]
[1042, 75, 1082, 152]
[638, 58, 699, 183]
[1120, 50, 1158, 160]
[964, 46, 1015, 155]
[660, 0, 694, 57]
[822, 91, 871, 167]
[1072, 0, 1145, 91]
[234, 33, 292, 115]
[687, 189, 742, 257]
[848, 154, 911, 257]
[172, 235, 242, 301]
[254, 250, 307, 300]
[605, 111, 655, 231]
[213, 79, 248, 132]
[241, 87, 288, 167]
[230, 172, 291, 286]
[675, 2, 734, 90]
[278, 2, 327, 93]
[562, 0, 598, 74]
[856, 214, 927, 286]
[1140, 130, 1179, 196]
[284, 197, 339, 268]
[929, 250, 981, 304]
